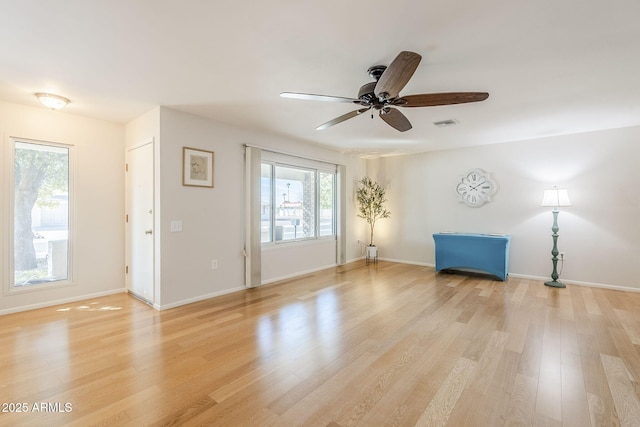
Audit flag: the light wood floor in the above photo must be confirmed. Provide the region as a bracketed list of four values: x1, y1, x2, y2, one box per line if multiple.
[2, 262, 640, 426]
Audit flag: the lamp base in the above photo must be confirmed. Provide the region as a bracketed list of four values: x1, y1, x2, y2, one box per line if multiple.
[544, 280, 566, 288]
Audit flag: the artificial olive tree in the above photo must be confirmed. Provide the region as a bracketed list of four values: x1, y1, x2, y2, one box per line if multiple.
[356, 177, 390, 246]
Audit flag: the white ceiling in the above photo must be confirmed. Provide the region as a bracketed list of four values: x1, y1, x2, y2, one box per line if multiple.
[2, 0, 639, 156]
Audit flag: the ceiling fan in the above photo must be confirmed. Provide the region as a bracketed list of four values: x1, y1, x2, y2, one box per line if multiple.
[281, 51, 489, 132]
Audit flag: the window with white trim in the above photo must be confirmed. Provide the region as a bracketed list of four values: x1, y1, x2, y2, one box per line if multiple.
[11, 138, 73, 289]
[261, 155, 336, 243]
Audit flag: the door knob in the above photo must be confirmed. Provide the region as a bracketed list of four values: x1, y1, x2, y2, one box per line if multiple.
[145, 229, 153, 235]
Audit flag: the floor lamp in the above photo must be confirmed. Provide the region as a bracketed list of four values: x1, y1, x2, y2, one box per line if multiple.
[541, 186, 571, 288]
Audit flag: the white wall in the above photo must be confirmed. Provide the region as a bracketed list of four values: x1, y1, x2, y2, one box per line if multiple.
[0, 101, 125, 314]
[345, 156, 369, 260]
[125, 107, 160, 149]
[3, 99, 635, 316]
[368, 126, 640, 290]
[156, 107, 363, 308]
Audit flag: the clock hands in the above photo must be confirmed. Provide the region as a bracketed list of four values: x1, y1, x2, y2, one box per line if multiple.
[468, 180, 486, 191]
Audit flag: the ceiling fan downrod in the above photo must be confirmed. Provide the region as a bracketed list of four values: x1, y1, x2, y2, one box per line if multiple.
[367, 65, 387, 81]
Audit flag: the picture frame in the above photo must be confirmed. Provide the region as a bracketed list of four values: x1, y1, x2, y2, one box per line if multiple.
[182, 147, 214, 188]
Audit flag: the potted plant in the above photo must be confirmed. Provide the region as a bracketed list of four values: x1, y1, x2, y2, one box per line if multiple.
[356, 177, 391, 262]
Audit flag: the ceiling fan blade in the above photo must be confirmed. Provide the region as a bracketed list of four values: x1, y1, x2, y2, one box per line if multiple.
[379, 108, 412, 132]
[374, 51, 422, 101]
[316, 108, 370, 130]
[398, 92, 490, 107]
[280, 92, 362, 104]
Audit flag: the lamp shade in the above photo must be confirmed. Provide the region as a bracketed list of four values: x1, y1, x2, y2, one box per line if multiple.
[35, 93, 70, 110]
[541, 187, 571, 207]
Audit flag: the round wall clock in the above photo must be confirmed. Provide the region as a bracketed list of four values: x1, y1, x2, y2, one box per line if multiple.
[456, 169, 497, 207]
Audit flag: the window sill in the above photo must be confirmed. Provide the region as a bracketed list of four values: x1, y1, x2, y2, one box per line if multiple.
[5, 279, 75, 296]
[262, 236, 336, 250]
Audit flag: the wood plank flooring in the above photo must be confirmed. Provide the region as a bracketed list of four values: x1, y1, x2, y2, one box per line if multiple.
[2, 261, 640, 426]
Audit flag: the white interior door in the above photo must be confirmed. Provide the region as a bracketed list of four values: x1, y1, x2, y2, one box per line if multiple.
[126, 140, 154, 304]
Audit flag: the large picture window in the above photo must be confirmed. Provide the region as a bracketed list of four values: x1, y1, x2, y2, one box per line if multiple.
[11, 139, 72, 288]
[261, 159, 335, 243]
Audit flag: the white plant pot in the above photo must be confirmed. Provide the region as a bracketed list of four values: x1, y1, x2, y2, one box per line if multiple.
[366, 245, 378, 264]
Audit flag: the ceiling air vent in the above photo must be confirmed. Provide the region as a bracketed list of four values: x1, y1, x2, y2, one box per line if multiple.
[433, 119, 458, 127]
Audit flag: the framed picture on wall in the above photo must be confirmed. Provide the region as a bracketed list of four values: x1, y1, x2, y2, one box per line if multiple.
[183, 147, 214, 187]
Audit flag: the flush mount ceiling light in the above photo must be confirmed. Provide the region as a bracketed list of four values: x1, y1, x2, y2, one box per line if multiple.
[35, 93, 70, 110]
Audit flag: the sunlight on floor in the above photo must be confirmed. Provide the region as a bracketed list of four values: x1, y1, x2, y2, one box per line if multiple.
[56, 301, 122, 312]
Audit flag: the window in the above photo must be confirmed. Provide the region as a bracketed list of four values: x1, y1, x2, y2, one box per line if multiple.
[261, 158, 335, 243]
[275, 165, 316, 241]
[11, 139, 72, 288]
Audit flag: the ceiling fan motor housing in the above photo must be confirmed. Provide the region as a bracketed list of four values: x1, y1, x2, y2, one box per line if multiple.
[358, 81, 377, 103]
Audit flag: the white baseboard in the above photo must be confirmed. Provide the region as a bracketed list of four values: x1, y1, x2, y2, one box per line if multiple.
[157, 263, 339, 311]
[378, 257, 435, 268]
[377, 258, 640, 293]
[155, 286, 246, 311]
[0, 288, 126, 316]
[507, 273, 640, 292]
[261, 263, 338, 286]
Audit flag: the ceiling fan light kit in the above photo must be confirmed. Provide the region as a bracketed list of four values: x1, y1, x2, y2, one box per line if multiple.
[281, 51, 489, 132]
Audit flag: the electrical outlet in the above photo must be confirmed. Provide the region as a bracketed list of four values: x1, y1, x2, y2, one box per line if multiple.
[211, 259, 218, 270]
[170, 220, 183, 232]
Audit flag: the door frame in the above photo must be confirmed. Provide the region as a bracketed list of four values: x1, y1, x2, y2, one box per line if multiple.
[125, 138, 157, 306]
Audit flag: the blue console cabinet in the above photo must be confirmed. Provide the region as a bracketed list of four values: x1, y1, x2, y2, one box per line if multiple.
[433, 233, 511, 281]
